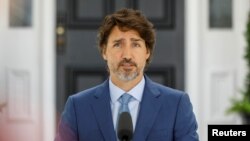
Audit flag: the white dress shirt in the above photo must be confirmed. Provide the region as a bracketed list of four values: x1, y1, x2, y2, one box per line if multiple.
[109, 77, 145, 131]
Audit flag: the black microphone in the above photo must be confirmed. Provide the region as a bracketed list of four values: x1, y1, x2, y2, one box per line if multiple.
[117, 112, 133, 141]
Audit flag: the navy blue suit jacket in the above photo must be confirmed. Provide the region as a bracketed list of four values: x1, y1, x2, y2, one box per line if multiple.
[55, 76, 199, 141]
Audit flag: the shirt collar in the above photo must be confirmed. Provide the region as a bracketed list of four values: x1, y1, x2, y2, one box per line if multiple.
[109, 77, 145, 103]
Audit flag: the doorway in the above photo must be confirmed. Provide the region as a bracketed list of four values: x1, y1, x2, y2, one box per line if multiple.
[56, 0, 185, 115]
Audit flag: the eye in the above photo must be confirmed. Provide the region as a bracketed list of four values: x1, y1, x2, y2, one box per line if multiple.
[132, 43, 141, 48]
[113, 43, 121, 48]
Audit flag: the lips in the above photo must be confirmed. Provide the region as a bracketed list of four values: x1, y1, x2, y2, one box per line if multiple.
[118, 59, 137, 67]
[118, 61, 137, 71]
[121, 63, 134, 67]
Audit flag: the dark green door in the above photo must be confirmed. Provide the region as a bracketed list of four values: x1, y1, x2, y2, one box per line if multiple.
[56, 0, 185, 114]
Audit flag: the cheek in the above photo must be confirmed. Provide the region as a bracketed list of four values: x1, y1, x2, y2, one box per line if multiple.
[106, 53, 120, 64]
[140, 54, 150, 65]
[110, 52, 122, 60]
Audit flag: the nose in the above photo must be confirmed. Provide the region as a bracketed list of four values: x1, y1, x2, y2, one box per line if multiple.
[121, 45, 132, 60]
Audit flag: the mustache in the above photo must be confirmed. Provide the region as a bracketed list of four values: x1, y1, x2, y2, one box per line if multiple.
[118, 59, 137, 67]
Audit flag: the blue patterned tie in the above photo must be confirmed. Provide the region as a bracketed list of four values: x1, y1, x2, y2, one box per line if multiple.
[118, 93, 133, 114]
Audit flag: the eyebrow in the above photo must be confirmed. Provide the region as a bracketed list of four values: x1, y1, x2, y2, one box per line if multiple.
[130, 38, 144, 42]
[112, 38, 144, 43]
[112, 39, 123, 43]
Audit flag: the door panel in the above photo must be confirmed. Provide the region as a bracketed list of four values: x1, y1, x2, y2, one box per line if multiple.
[56, 0, 184, 114]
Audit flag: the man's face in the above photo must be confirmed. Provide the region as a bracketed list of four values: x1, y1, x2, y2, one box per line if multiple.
[102, 26, 150, 82]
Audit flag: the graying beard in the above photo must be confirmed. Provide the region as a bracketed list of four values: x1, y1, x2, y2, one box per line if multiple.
[116, 71, 139, 82]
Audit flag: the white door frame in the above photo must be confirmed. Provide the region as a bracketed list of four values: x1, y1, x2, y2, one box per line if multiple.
[41, 0, 56, 140]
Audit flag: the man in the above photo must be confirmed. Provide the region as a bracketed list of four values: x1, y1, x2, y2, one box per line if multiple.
[55, 8, 199, 141]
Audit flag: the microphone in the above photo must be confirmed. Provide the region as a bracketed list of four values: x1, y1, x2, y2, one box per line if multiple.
[117, 112, 133, 141]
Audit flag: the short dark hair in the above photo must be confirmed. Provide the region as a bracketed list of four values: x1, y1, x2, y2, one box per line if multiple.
[97, 8, 156, 66]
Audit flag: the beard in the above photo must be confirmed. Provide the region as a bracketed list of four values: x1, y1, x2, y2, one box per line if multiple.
[111, 59, 141, 82]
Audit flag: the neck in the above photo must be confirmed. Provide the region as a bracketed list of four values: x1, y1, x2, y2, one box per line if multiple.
[111, 74, 144, 92]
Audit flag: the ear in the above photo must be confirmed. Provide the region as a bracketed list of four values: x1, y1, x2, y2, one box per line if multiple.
[146, 49, 150, 59]
[102, 45, 107, 60]
[102, 53, 107, 60]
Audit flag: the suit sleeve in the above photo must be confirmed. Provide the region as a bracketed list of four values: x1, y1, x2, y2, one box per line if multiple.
[174, 94, 199, 141]
[55, 96, 78, 141]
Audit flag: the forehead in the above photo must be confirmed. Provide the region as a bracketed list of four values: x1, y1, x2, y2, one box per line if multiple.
[108, 26, 142, 40]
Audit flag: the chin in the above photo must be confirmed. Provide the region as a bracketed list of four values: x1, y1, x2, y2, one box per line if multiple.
[117, 71, 139, 82]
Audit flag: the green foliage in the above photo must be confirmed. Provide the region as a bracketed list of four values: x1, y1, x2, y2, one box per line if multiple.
[227, 93, 250, 114]
[227, 14, 250, 115]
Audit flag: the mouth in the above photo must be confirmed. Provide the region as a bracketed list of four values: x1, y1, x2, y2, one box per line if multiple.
[119, 62, 136, 71]
[120, 63, 134, 70]
[118, 59, 137, 71]
[121, 62, 134, 67]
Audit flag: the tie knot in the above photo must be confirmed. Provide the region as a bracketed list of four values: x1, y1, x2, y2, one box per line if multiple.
[119, 93, 133, 105]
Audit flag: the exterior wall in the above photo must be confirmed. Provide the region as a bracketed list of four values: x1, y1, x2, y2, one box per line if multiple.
[186, 0, 250, 141]
[0, 0, 55, 140]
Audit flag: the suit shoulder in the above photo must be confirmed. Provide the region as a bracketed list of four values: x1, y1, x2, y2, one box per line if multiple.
[145, 77, 191, 107]
[151, 82, 193, 110]
[69, 83, 104, 101]
[151, 81, 186, 98]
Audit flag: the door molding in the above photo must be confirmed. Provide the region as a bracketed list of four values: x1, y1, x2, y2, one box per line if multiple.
[41, 0, 56, 140]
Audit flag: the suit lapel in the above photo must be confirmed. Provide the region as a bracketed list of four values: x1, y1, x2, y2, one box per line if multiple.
[133, 77, 163, 140]
[91, 80, 117, 141]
